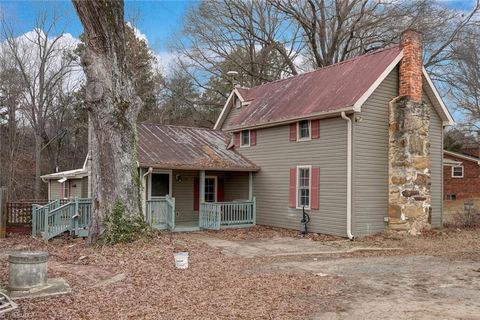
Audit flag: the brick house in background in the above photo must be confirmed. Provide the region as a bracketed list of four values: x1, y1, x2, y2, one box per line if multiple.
[443, 150, 480, 221]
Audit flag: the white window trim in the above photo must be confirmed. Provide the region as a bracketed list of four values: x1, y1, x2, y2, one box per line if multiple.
[204, 176, 218, 202]
[240, 130, 250, 147]
[148, 170, 172, 200]
[446, 194, 457, 201]
[296, 165, 312, 210]
[451, 166, 464, 178]
[235, 98, 242, 109]
[297, 120, 312, 141]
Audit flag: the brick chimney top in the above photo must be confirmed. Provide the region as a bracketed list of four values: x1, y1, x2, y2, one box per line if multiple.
[399, 29, 423, 102]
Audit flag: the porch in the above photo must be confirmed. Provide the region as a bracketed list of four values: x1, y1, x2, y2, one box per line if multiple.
[146, 196, 256, 232]
[142, 169, 257, 232]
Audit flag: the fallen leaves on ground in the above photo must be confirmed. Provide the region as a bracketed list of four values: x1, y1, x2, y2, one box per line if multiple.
[0, 230, 340, 320]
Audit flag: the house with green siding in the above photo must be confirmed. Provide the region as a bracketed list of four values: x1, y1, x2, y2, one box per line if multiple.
[40, 30, 453, 238]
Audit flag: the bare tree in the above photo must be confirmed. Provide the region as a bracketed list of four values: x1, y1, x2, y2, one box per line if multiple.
[170, 0, 478, 127]
[448, 27, 480, 134]
[0, 49, 27, 199]
[1, 12, 78, 199]
[72, 0, 142, 243]
[270, 0, 479, 70]
[173, 1, 302, 91]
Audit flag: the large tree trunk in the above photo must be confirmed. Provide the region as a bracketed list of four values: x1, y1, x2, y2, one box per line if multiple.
[72, 0, 142, 243]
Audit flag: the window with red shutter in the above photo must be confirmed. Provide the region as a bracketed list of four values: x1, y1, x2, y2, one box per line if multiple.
[193, 177, 199, 210]
[289, 168, 296, 208]
[217, 178, 225, 202]
[234, 132, 240, 148]
[311, 167, 320, 209]
[289, 123, 297, 141]
[250, 130, 257, 146]
[311, 120, 320, 139]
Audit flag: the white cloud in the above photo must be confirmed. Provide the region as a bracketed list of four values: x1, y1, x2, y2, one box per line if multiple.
[126, 21, 148, 44]
[0, 29, 84, 94]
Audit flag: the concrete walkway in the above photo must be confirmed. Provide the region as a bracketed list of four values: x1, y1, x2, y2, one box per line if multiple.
[188, 234, 401, 258]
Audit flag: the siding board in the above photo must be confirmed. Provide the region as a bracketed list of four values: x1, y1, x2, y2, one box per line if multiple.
[352, 68, 398, 235]
[353, 66, 444, 235]
[237, 118, 348, 236]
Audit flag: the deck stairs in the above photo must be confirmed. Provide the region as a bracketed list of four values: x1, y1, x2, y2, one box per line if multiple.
[32, 198, 92, 241]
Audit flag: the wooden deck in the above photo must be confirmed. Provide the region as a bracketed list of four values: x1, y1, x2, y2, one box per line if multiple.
[32, 197, 256, 241]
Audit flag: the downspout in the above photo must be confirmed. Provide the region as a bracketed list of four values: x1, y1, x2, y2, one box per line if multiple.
[143, 167, 153, 179]
[341, 112, 354, 240]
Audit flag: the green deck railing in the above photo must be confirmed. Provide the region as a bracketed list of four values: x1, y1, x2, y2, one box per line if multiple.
[200, 198, 256, 230]
[32, 198, 92, 241]
[146, 196, 175, 230]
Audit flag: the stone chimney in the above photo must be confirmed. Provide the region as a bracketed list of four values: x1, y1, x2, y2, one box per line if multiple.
[388, 29, 432, 235]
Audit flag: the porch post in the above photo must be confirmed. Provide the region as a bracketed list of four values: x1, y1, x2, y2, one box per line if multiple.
[199, 170, 205, 205]
[139, 168, 146, 216]
[248, 172, 253, 201]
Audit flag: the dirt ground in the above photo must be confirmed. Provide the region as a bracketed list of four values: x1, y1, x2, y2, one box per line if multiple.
[0, 226, 479, 319]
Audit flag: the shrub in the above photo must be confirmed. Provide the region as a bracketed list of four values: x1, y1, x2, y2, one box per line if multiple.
[448, 206, 480, 228]
[102, 199, 151, 244]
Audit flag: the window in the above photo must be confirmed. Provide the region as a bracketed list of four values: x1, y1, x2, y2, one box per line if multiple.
[204, 177, 217, 202]
[446, 194, 457, 201]
[151, 173, 170, 197]
[298, 120, 311, 140]
[241, 130, 250, 147]
[62, 181, 70, 198]
[452, 166, 464, 178]
[297, 166, 311, 208]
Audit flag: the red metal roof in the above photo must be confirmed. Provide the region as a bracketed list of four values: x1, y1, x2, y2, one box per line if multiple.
[228, 46, 402, 129]
[137, 123, 259, 171]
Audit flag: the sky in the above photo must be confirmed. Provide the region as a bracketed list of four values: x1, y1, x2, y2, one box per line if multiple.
[0, 0, 475, 53]
[0, 0, 199, 54]
[0, 0, 477, 122]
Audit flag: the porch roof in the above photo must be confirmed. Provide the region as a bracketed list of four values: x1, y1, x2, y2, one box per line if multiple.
[40, 168, 88, 180]
[137, 123, 259, 171]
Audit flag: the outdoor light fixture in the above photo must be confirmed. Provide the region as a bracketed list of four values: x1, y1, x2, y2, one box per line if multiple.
[176, 175, 182, 182]
[58, 177, 67, 183]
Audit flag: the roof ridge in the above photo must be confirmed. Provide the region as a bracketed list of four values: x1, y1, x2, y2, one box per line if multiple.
[242, 44, 402, 93]
[139, 122, 219, 131]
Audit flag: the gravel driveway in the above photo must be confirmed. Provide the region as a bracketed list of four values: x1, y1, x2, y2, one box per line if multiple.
[268, 255, 480, 319]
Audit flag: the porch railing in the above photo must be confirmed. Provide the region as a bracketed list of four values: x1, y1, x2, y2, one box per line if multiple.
[200, 197, 256, 230]
[146, 196, 175, 230]
[32, 198, 91, 240]
[32, 199, 65, 236]
[44, 202, 76, 240]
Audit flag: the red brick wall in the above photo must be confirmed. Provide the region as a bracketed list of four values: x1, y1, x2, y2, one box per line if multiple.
[399, 30, 423, 102]
[443, 154, 480, 200]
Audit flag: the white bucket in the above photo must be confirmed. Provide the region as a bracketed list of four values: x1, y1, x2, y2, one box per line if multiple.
[174, 252, 189, 269]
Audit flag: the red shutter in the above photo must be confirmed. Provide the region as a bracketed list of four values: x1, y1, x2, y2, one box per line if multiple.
[234, 132, 240, 148]
[311, 120, 320, 139]
[217, 178, 225, 202]
[250, 130, 257, 146]
[311, 167, 320, 210]
[289, 123, 297, 141]
[193, 177, 199, 210]
[289, 168, 296, 208]
[68, 180, 72, 198]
